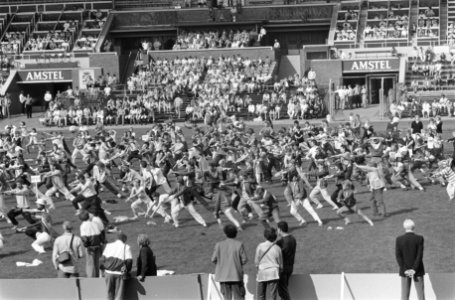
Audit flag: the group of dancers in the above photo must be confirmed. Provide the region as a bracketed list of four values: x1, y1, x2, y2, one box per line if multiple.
[0, 115, 454, 253]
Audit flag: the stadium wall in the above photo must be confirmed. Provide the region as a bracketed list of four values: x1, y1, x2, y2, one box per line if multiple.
[308, 59, 343, 88]
[278, 55, 301, 79]
[89, 52, 120, 78]
[0, 273, 454, 300]
[112, 5, 334, 29]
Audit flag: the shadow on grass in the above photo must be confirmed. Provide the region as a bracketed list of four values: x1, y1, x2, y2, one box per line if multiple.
[372, 207, 419, 224]
[0, 249, 30, 259]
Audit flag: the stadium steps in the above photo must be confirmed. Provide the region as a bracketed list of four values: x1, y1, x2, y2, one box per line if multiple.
[356, 0, 368, 47]
[440, 0, 448, 44]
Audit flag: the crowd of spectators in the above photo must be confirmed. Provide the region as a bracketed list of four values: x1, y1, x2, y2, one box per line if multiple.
[335, 9, 358, 42]
[407, 46, 454, 92]
[74, 33, 98, 50]
[364, 9, 409, 40]
[39, 54, 328, 127]
[416, 6, 439, 38]
[25, 32, 72, 52]
[173, 29, 252, 50]
[448, 22, 455, 45]
[1, 32, 24, 54]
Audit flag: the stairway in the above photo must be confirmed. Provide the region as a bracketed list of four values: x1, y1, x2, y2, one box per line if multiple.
[408, 0, 419, 43]
[356, 0, 369, 47]
[440, 0, 448, 44]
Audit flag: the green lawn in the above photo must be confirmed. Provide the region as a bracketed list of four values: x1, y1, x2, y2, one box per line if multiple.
[0, 121, 454, 279]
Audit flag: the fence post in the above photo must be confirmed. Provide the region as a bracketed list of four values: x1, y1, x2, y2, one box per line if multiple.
[341, 272, 346, 300]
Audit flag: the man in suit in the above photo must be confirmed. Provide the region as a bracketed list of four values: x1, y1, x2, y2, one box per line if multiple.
[395, 219, 425, 300]
[212, 224, 248, 300]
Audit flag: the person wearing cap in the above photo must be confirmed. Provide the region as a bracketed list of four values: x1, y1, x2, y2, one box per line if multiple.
[52, 221, 84, 278]
[395, 219, 425, 300]
[100, 231, 133, 300]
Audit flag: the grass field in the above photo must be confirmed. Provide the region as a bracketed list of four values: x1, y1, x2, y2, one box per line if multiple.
[0, 119, 454, 279]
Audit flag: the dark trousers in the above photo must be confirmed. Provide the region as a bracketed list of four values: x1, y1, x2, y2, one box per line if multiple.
[25, 105, 32, 118]
[57, 270, 79, 278]
[256, 280, 278, 300]
[85, 247, 101, 278]
[127, 150, 142, 162]
[105, 273, 125, 300]
[401, 276, 425, 300]
[7, 208, 34, 226]
[220, 281, 245, 300]
[278, 270, 292, 300]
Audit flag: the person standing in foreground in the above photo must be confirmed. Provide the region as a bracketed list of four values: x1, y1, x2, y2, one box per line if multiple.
[395, 219, 425, 300]
[211, 224, 248, 300]
[79, 210, 104, 278]
[52, 221, 84, 278]
[101, 231, 133, 300]
[136, 234, 157, 281]
[276, 221, 296, 300]
[255, 227, 282, 300]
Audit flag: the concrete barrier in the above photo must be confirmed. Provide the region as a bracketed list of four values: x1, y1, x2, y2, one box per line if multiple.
[0, 273, 454, 300]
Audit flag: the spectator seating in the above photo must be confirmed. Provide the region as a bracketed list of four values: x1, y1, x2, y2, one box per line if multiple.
[416, 0, 439, 41]
[405, 47, 455, 92]
[364, 0, 410, 46]
[172, 29, 254, 50]
[447, 1, 455, 45]
[334, 1, 360, 45]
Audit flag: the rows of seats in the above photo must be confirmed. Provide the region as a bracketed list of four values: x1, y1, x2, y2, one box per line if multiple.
[364, 0, 409, 45]
[417, 0, 439, 40]
[334, 1, 359, 45]
[448, 0, 455, 44]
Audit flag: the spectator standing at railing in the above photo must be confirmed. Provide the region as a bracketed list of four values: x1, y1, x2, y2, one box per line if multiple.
[44, 90, 52, 111]
[25, 94, 33, 119]
[19, 91, 26, 115]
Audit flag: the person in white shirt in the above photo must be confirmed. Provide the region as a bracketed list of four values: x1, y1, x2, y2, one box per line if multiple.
[52, 221, 84, 278]
[44, 91, 52, 111]
[5, 180, 35, 230]
[92, 161, 122, 198]
[422, 101, 431, 118]
[19, 91, 26, 114]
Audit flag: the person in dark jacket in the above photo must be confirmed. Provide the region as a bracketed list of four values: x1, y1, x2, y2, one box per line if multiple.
[395, 219, 425, 300]
[136, 234, 157, 281]
[276, 221, 296, 300]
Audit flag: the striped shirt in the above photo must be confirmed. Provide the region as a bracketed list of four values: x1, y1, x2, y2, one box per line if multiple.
[434, 167, 455, 183]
